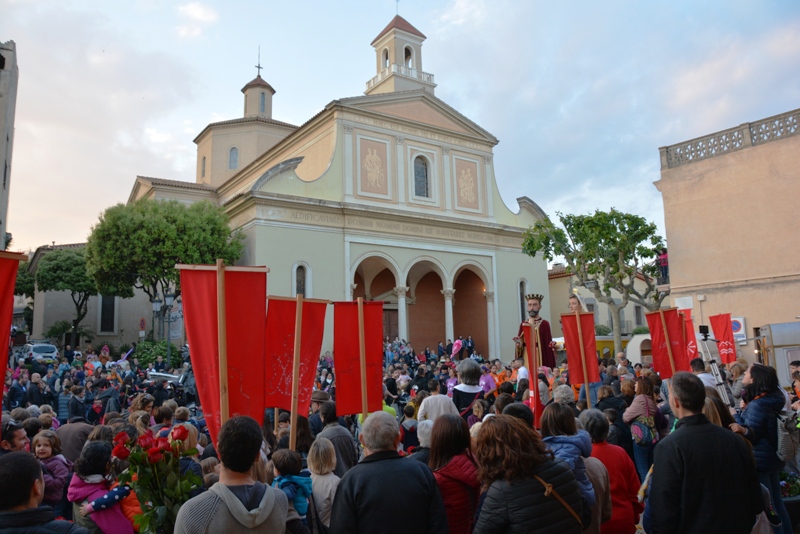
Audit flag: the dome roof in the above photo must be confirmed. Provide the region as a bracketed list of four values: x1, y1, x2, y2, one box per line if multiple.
[241, 74, 275, 94]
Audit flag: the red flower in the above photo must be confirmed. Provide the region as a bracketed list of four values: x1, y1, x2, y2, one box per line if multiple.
[147, 447, 163, 464]
[112, 442, 131, 460]
[113, 431, 130, 446]
[138, 431, 156, 450]
[171, 425, 189, 441]
[157, 437, 171, 452]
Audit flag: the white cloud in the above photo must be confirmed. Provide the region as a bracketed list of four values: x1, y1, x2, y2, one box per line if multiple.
[176, 2, 219, 38]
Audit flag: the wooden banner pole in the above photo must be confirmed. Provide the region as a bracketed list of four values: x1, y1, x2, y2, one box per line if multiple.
[273, 407, 279, 436]
[522, 324, 538, 424]
[575, 311, 589, 386]
[659, 308, 676, 375]
[216, 259, 230, 428]
[358, 298, 369, 421]
[289, 294, 304, 451]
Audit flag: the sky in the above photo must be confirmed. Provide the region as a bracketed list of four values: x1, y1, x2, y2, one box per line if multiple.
[2, 0, 799, 253]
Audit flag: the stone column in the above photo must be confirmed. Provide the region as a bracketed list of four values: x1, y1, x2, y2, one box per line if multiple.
[441, 289, 456, 343]
[484, 291, 496, 360]
[394, 286, 410, 341]
[349, 284, 358, 301]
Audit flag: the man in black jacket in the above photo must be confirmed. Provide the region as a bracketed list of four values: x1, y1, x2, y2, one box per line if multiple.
[0, 451, 88, 533]
[648, 372, 763, 533]
[330, 411, 447, 533]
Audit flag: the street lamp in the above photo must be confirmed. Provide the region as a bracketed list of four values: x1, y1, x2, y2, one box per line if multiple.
[165, 290, 175, 363]
[584, 280, 599, 290]
[151, 296, 162, 341]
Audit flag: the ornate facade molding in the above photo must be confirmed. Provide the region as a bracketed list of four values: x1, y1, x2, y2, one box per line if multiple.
[395, 136, 405, 145]
[393, 286, 410, 298]
[343, 124, 354, 134]
[661, 108, 799, 169]
[483, 291, 495, 301]
[483, 155, 493, 164]
[443, 147, 450, 155]
[441, 288, 456, 299]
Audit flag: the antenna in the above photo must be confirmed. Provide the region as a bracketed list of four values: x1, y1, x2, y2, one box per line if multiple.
[396, 0, 400, 15]
[255, 46, 262, 77]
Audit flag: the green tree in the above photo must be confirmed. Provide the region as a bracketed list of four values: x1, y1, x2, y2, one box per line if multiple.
[44, 320, 95, 350]
[35, 248, 98, 348]
[522, 209, 665, 353]
[15, 261, 35, 298]
[86, 199, 244, 301]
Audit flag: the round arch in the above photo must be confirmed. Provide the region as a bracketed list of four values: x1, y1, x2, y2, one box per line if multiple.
[450, 260, 492, 292]
[403, 255, 449, 294]
[351, 251, 402, 287]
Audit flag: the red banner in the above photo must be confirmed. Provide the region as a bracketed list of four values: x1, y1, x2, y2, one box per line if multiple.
[263, 298, 327, 417]
[710, 313, 737, 364]
[333, 301, 384, 415]
[679, 309, 699, 360]
[521, 323, 543, 428]
[0, 255, 22, 373]
[180, 268, 267, 445]
[561, 312, 600, 385]
[645, 308, 689, 379]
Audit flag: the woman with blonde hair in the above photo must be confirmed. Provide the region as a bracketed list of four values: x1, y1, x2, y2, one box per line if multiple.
[128, 411, 151, 437]
[308, 437, 340, 528]
[728, 362, 747, 403]
[169, 423, 205, 497]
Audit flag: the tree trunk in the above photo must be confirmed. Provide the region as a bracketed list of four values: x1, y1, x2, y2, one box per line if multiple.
[71, 319, 79, 348]
[608, 303, 624, 354]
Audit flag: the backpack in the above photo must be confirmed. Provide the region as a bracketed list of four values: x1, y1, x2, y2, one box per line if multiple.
[631, 401, 658, 447]
[776, 410, 799, 462]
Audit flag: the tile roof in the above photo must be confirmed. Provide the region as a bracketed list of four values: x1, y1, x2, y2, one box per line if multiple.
[138, 176, 217, 192]
[371, 15, 426, 45]
[548, 264, 572, 279]
[241, 74, 276, 94]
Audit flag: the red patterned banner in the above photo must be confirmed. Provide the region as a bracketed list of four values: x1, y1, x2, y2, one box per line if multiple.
[561, 312, 600, 385]
[264, 298, 327, 417]
[0, 254, 23, 373]
[521, 323, 543, 428]
[710, 313, 737, 364]
[180, 268, 267, 444]
[679, 309, 699, 360]
[333, 301, 384, 415]
[645, 308, 689, 380]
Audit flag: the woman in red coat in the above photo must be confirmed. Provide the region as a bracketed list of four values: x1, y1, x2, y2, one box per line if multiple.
[429, 414, 480, 534]
[579, 409, 643, 534]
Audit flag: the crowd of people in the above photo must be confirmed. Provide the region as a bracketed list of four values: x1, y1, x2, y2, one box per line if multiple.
[1, 331, 796, 533]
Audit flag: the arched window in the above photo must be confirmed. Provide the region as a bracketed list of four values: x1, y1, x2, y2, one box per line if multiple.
[296, 265, 306, 297]
[382, 48, 389, 69]
[519, 281, 526, 322]
[404, 47, 414, 69]
[260, 92, 266, 113]
[201, 156, 206, 178]
[414, 156, 428, 197]
[229, 147, 239, 170]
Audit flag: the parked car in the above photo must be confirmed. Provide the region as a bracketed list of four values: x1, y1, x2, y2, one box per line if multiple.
[21, 343, 59, 361]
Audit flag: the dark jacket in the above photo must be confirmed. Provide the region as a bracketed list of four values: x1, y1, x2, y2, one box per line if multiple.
[330, 450, 448, 534]
[55, 421, 94, 464]
[734, 389, 786, 473]
[0, 506, 88, 534]
[596, 395, 634, 457]
[27, 383, 47, 407]
[97, 387, 121, 413]
[649, 414, 763, 533]
[408, 447, 431, 466]
[67, 396, 85, 422]
[317, 423, 359, 478]
[473, 458, 583, 534]
[8, 382, 27, 409]
[308, 412, 324, 437]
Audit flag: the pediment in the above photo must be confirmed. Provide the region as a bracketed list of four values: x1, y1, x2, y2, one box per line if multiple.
[342, 92, 498, 145]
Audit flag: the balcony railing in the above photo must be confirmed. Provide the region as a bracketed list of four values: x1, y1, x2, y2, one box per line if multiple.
[660, 108, 800, 169]
[366, 63, 436, 91]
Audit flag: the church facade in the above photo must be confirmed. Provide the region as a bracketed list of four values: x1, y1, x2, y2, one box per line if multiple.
[130, 16, 548, 360]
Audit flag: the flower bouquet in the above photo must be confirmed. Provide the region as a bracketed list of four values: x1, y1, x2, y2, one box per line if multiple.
[780, 471, 800, 499]
[115, 426, 203, 533]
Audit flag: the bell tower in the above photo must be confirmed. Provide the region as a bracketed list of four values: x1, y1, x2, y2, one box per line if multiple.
[365, 15, 436, 96]
[242, 54, 275, 119]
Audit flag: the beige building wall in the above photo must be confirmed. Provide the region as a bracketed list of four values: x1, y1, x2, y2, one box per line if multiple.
[0, 40, 19, 245]
[655, 108, 800, 360]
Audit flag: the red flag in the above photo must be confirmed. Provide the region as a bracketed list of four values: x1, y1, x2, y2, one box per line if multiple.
[645, 308, 689, 379]
[0, 254, 23, 373]
[561, 312, 600, 385]
[679, 309, 699, 360]
[264, 298, 327, 417]
[521, 323, 543, 427]
[333, 301, 384, 415]
[180, 268, 267, 445]
[710, 313, 737, 364]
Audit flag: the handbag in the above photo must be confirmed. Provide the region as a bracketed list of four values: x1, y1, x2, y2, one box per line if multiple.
[459, 391, 483, 417]
[631, 399, 658, 446]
